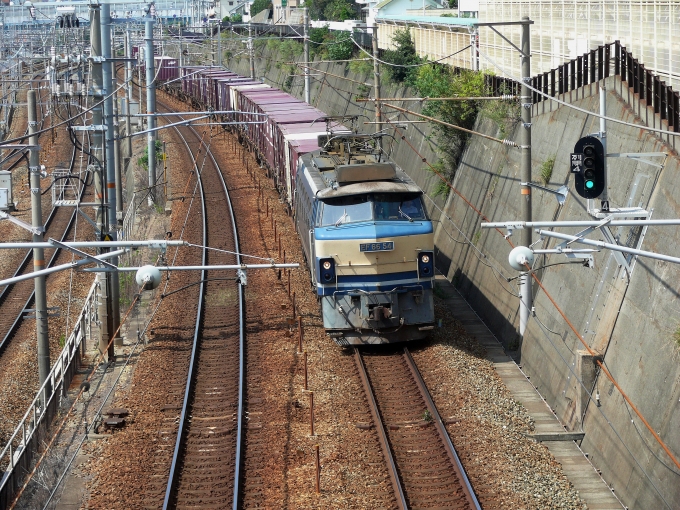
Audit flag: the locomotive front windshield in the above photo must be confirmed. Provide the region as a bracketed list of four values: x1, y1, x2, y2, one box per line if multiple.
[319, 193, 427, 226]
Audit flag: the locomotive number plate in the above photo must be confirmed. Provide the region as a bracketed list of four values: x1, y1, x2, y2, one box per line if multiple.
[360, 242, 394, 252]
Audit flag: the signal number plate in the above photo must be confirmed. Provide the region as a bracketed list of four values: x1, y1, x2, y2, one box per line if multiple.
[360, 242, 394, 252]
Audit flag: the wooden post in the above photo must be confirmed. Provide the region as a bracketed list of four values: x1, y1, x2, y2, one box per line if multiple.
[298, 316, 303, 353]
[304, 350, 308, 390]
[309, 391, 315, 436]
[315, 444, 321, 494]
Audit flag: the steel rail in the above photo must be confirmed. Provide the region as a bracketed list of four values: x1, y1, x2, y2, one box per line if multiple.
[160, 104, 245, 510]
[353, 348, 408, 510]
[160, 112, 209, 510]
[0, 139, 82, 356]
[403, 347, 481, 510]
[0, 68, 71, 307]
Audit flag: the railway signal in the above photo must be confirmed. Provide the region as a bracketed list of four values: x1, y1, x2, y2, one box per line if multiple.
[571, 136, 605, 199]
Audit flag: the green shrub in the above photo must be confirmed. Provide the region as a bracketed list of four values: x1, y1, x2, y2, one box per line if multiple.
[348, 58, 373, 75]
[540, 155, 556, 185]
[327, 32, 354, 60]
[382, 28, 422, 85]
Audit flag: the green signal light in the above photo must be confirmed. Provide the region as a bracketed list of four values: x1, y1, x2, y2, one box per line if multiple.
[585, 181, 594, 189]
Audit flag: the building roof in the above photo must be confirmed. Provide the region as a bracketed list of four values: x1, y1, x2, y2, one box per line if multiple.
[249, 8, 271, 23]
[377, 14, 478, 26]
[376, 0, 441, 9]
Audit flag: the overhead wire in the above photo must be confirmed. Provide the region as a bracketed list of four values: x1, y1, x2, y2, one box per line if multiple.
[476, 46, 680, 138]
[374, 71, 680, 477]
[530, 311, 672, 508]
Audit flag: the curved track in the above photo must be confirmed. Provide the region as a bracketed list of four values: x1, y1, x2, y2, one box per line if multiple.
[356, 347, 481, 510]
[154, 101, 245, 509]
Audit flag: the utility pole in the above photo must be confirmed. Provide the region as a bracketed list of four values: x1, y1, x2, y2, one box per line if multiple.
[303, 9, 310, 104]
[519, 17, 532, 342]
[599, 85, 609, 212]
[145, 12, 157, 206]
[90, 4, 110, 359]
[372, 26, 382, 136]
[248, 23, 255, 79]
[125, 28, 133, 161]
[102, 3, 121, 350]
[90, 5, 104, 234]
[178, 26, 183, 69]
[217, 21, 222, 67]
[28, 90, 50, 391]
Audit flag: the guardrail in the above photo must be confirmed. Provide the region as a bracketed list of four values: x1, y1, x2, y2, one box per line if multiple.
[0, 278, 101, 508]
[118, 191, 137, 242]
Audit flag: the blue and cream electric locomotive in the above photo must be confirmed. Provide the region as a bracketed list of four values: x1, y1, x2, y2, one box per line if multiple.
[294, 133, 436, 345]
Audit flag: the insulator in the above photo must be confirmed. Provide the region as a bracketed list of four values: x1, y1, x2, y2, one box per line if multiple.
[502, 139, 517, 147]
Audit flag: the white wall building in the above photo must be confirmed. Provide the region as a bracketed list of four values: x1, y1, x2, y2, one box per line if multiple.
[477, 0, 679, 90]
[375, 1, 680, 91]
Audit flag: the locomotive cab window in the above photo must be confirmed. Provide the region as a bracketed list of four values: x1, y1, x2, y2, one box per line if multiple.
[318, 194, 427, 226]
[374, 194, 426, 221]
[320, 195, 373, 226]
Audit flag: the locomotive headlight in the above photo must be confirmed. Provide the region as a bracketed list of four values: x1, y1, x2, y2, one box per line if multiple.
[318, 258, 336, 285]
[417, 251, 434, 279]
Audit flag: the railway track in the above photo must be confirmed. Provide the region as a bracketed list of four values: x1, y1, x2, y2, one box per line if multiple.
[150, 100, 245, 509]
[356, 347, 481, 510]
[0, 132, 82, 356]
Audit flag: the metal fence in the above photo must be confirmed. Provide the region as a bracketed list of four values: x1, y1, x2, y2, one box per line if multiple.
[0, 278, 101, 508]
[486, 40, 680, 135]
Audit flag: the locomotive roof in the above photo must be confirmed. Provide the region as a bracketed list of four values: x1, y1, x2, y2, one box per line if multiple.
[300, 144, 421, 200]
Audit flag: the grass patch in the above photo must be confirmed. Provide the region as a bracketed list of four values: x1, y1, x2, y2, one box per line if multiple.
[433, 282, 448, 299]
[480, 96, 520, 139]
[539, 155, 556, 185]
[426, 161, 451, 199]
[348, 58, 373, 75]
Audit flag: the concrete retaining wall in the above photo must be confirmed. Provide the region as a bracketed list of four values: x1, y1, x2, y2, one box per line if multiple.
[224, 49, 680, 509]
[438, 75, 680, 509]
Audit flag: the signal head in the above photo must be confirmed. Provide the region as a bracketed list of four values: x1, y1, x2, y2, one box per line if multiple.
[572, 136, 605, 199]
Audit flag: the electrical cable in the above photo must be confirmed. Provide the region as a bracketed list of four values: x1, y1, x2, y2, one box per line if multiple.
[476, 46, 680, 138]
[185, 242, 274, 262]
[531, 312, 673, 507]
[351, 35, 472, 68]
[379, 97, 680, 479]
[422, 193, 520, 297]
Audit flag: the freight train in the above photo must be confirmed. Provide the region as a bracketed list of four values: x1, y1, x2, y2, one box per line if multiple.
[167, 65, 436, 345]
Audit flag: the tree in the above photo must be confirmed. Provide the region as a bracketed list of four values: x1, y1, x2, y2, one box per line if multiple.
[324, 0, 356, 21]
[306, 0, 357, 20]
[414, 64, 487, 194]
[250, 0, 272, 17]
[382, 28, 422, 85]
[327, 32, 354, 60]
[309, 26, 331, 59]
